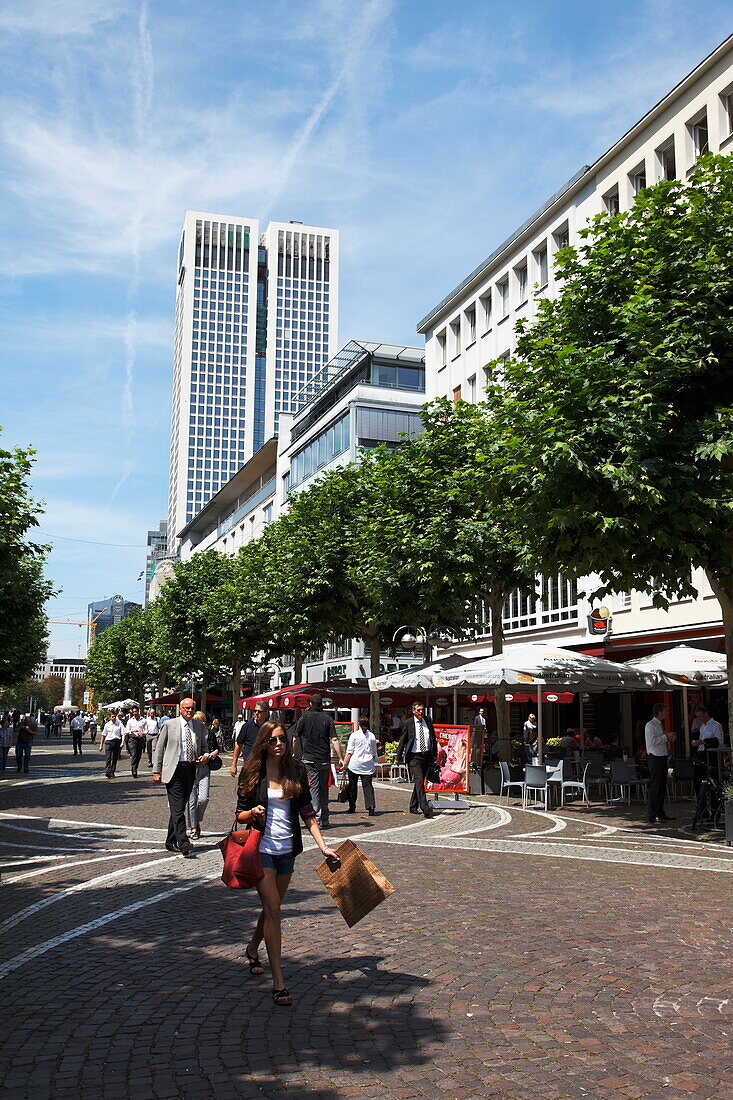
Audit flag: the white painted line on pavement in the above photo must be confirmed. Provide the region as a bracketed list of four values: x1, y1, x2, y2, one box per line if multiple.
[0, 820, 160, 844]
[0, 871, 221, 983]
[507, 808, 567, 837]
[0, 812, 167, 835]
[0, 855, 179, 935]
[4, 850, 162, 883]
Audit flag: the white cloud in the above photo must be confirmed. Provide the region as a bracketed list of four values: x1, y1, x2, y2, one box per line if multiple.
[0, 0, 130, 35]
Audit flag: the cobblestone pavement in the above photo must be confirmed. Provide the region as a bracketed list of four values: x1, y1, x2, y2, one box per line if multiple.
[1, 738, 732, 1099]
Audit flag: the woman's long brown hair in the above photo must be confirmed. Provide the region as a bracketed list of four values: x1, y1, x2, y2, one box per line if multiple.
[238, 721, 302, 800]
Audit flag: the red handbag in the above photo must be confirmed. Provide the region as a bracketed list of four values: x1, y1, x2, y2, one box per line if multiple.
[219, 824, 264, 889]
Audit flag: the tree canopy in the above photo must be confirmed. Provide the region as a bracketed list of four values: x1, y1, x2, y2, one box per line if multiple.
[0, 434, 54, 691]
[85, 606, 164, 706]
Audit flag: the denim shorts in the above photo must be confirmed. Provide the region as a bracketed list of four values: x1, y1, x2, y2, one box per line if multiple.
[260, 851, 296, 875]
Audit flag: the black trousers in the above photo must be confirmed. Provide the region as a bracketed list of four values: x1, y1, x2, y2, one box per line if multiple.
[129, 737, 146, 776]
[105, 741, 121, 777]
[165, 764, 197, 848]
[648, 754, 668, 820]
[347, 769, 375, 812]
[407, 752, 432, 815]
[72, 730, 83, 754]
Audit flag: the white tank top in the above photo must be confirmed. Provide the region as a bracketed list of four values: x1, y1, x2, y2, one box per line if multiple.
[260, 789, 294, 855]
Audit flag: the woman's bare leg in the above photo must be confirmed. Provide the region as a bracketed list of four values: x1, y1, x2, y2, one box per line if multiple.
[253, 870, 292, 990]
[250, 872, 291, 957]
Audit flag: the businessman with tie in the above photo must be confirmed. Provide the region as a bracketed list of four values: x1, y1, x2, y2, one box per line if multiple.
[397, 701, 438, 819]
[153, 698, 209, 855]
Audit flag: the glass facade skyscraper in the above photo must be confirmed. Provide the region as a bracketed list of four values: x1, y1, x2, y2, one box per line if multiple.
[167, 212, 339, 552]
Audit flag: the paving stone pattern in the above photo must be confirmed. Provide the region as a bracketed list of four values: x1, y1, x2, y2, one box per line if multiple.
[0, 739, 731, 1099]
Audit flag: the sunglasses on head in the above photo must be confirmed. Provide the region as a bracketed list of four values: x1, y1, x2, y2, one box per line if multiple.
[268, 734, 288, 745]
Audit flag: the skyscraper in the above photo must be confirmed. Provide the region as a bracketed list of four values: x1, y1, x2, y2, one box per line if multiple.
[167, 212, 339, 551]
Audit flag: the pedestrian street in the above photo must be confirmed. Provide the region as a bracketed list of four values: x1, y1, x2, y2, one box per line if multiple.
[1, 739, 731, 1100]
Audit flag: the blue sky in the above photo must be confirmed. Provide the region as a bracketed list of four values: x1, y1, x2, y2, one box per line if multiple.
[1, 0, 730, 658]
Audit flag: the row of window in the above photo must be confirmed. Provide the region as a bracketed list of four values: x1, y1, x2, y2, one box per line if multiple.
[437, 90, 733, 369]
[287, 412, 350, 490]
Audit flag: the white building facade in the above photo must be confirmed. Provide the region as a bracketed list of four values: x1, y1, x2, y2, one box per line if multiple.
[417, 36, 733, 666]
[167, 212, 339, 552]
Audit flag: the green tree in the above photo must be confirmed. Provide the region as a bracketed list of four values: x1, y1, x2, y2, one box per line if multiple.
[86, 606, 163, 707]
[0, 436, 55, 690]
[154, 551, 233, 713]
[491, 154, 733, 730]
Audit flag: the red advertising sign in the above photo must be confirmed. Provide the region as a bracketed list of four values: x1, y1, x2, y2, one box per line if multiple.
[426, 725, 471, 795]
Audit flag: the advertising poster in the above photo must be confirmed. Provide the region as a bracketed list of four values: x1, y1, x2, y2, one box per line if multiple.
[427, 725, 471, 794]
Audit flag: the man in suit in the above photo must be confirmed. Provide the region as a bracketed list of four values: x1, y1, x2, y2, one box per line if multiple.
[397, 701, 438, 819]
[153, 698, 209, 855]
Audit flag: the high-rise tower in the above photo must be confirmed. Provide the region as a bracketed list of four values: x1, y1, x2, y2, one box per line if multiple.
[167, 212, 339, 551]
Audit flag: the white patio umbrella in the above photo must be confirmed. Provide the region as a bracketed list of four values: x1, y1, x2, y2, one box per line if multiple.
[430, 643, 655, 761]
[625, 645, 727, 755]
[369, 653, 472, 692]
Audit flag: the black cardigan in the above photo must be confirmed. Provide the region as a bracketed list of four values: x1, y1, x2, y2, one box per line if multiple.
[236, 764, 315, 857]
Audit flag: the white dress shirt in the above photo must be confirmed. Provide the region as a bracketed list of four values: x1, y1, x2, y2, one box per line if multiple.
[345, 730, 378, 774]
[644, 717, 668, 757]
[102, 720, 123, 742]
[697, 718, 724, 751]
[411, 716, 430, 753]
[178, 717, 197, 762]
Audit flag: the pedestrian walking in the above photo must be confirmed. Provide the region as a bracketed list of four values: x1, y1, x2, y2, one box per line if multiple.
[0, 717, 12, 771]
[230, 704, 269, 776]
[397, 701, 438, 819]
[343, 715, 378, 815]
[141, 707, 159, 767]
[52, 711, 62, 738]
[185, 712, 220, 839]
[289, 695, 343, 830]
[15, 716, 37, 774]
[153, 699, 209, 856]
[88, 713, 98, 743]
[100, 712, 124, 778]
[236, 721, 339, 1006]
[70, 711, 85, 756]
[125, 706, 147, 777]
[644, 703, 675, 824]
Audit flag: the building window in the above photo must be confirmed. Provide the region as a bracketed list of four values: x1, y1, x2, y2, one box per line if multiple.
[479, 292, 492, 331]
[657, 140, 676, 181]
[534, 246, 548, 288]
[722, 89, 733, 136]
[467, 375, 477, 402]
[689, 111, 709, 158]
[497, 278, 509, 319]
[604, 187, 620, 215]
[553, 223, 570, 252]
[629, 163, 647, 196]
[436, 328, 447, 368]
[464, 305, 476, 345]
[450, 318, 461, 357]
[453, 385, 461, 403]
[515, 262, 528, 304]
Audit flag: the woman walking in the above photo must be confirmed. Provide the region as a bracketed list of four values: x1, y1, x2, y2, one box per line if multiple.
[15, 716, 36, 774]
[343, 715, 379, 815]
[236, 721, 339, 1006]
[185, 712, 220, 839]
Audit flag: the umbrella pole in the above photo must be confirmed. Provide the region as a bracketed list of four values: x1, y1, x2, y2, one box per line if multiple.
[453, 688, 458, 725]
[537, 684, 543, 764]
[579, 693, 584, 753]
[683, 686, 690, 757]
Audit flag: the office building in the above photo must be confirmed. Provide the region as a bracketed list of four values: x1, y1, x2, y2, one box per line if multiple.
[144, 520, 168, 605]
[416, 35, 732, 689]
[33, 657, 86, 682]
[166, 212, 339, 552]
[87, 595, 141, 649]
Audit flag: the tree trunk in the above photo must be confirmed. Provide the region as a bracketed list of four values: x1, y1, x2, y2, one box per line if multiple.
[231, 657, 241, 730]
[707, 573, 733, 739]
[368, 630, 382, 736]
[294, 654, 303, 684]
[200, 682, 207, 719]
[488, 593, 511, 764]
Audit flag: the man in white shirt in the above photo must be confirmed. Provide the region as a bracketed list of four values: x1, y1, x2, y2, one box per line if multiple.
[70, 712, 85, 756]
[692, 707, 724, 752]
[142, 707, 160, 768]
[153, 699, 208, 855]
[644, 703, 675, 824]
[99, 712, 124, 778]
[126, 705, 147, 777]
[343, 716, 379, 816]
